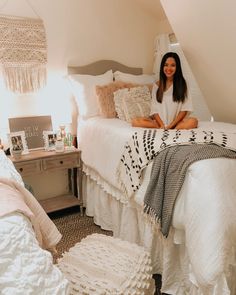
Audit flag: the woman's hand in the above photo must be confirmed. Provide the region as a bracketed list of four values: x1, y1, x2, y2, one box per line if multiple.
[152, 113, 165, 129]
[165, 124, 175, 130]
[166, 111, 187, 130]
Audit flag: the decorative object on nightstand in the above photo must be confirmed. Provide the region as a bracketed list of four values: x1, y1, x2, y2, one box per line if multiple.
[64, 133, 74, 151]
[43, 130, 57, 151]
[8, 131, 29, 155]
[11, 148, 23, 159]
[57, 126, 75, 151]
[9, 116, 53, 150]
[59, 125, 66, 141]
[55, 140, 65, 153]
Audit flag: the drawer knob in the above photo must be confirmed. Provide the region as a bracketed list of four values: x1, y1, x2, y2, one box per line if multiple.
[19, 168, 23, 172]
[60, 160, 63, 164]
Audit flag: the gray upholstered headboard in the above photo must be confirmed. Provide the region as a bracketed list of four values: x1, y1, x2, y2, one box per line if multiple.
[68, 60, 143, 75]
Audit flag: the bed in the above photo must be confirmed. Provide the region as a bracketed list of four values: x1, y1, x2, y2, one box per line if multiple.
[0, 149, 69, 294]
[68, 60, 236, 295]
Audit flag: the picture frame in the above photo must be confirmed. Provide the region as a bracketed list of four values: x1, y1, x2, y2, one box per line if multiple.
[43, 130, 57, 151]
[8, 131, 29, 155]
[8, 115, 53, 150]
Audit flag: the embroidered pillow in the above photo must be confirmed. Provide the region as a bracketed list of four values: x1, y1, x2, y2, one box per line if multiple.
[68, 70, 113, 118]
[96, 81, 145, 118]
[96, 82, 153, 118]
[114, 71, 157, 84]
[113, 86, 152, 123]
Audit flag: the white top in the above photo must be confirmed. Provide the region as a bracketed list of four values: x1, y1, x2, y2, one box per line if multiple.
[150, 83, 193, 125]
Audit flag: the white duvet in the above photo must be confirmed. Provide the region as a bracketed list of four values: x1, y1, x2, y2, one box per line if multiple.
[0, 213, 69, 294]
[0, 150, 69, 294]
[78, 117, 236, 294]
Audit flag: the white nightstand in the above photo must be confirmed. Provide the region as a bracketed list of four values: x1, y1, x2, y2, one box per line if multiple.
[9, 149, 83, 214]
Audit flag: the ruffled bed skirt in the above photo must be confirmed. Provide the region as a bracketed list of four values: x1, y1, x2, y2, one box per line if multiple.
[83, 172, 236, 295]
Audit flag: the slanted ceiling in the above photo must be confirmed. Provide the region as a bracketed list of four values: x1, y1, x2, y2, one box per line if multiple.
[160, 0, 236, 124]
[134, 0, 167, 20]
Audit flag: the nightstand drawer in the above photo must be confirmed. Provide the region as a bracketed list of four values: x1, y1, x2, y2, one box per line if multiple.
[14, 160, 41, 176]
[42, 153, 80, 170]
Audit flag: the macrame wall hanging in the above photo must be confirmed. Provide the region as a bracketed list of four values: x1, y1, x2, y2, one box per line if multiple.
[0, 0, 47, 93]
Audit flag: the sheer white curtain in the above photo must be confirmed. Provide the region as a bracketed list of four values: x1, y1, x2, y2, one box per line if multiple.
[153, 34, 212, 121]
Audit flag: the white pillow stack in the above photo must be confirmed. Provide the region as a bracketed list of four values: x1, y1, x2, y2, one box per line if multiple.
[68, 70, 113, 119]
[68, 69, 155, 121]
[114, 70, 157, 84]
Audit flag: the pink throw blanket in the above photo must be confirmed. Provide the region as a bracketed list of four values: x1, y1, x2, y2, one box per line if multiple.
[0, 178, 61, 249]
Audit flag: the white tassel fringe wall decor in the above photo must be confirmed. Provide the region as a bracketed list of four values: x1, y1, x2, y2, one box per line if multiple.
[0, 16, 47, 93]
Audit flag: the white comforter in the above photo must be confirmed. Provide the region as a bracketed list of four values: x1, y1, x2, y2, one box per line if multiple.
[79, 117, 135, 202]
[0, 150, 69, 294]
[0, 213, 69, 294]
[78, 117, 236, 294]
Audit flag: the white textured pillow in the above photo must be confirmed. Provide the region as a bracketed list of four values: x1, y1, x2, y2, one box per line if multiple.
[113, 86, 151, 123]
[68, 70, 113, 118]
[114, 71, 157, 84]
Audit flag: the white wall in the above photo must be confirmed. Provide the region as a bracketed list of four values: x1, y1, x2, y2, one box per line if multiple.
[0, 0, 173, 198]
[161, 0, 236, 124]
[0, 0, 172, 145]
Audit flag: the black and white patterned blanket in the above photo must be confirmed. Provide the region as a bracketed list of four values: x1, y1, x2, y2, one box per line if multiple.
[143, 144, 236, 237]
[116, 129, 236, 198]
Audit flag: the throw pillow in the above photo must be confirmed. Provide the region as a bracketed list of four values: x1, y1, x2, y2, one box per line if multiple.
[68, 70, 113, 118]
[114, 71, 157, 84]
[113, 86, 152, 123]
[96, 81, 143, 118]
[96, 81, 153, 118]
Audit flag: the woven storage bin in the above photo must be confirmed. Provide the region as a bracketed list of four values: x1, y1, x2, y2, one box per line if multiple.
[58, 233, 154, 295]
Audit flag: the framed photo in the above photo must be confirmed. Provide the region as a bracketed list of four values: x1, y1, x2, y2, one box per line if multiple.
[8, 131, 29, 154]
[8, 115, 53, 150]
[43, 130, 57, 151]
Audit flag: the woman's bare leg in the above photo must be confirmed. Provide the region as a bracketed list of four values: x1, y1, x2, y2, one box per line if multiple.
[176, 117, 198, 130]
[131, 117, 160, 128]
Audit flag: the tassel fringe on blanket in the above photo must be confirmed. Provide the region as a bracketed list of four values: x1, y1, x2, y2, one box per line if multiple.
[0, 16, 47, 93]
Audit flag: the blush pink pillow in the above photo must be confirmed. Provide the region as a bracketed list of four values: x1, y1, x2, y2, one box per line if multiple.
[96, 81, 152, 118]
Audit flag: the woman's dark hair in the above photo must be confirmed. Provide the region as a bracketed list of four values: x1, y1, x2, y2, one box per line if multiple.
[156, 52, 187, 103]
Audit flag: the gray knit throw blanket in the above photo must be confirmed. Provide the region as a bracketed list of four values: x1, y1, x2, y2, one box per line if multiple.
[143, 144, 236, 237]
[116, 129, 236, 199]
[0, 16, 47, 93]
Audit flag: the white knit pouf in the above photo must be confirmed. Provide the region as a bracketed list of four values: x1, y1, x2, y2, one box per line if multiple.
[57, 233, 154, 295]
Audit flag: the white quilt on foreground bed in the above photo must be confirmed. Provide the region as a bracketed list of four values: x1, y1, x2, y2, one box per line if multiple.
[0, 213, 68, 294]
[0, 150, 69, 294]
[78, 117, 236, 295]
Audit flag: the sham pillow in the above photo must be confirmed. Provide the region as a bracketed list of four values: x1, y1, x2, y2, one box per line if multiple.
[96, 81, 145, 118]
[114, 71, 157, 84]
[113, 86, 152, 123]
[68, 70, 113, 118]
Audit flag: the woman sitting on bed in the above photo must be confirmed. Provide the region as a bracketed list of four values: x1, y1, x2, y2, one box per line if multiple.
[132, 52, 198, 130]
